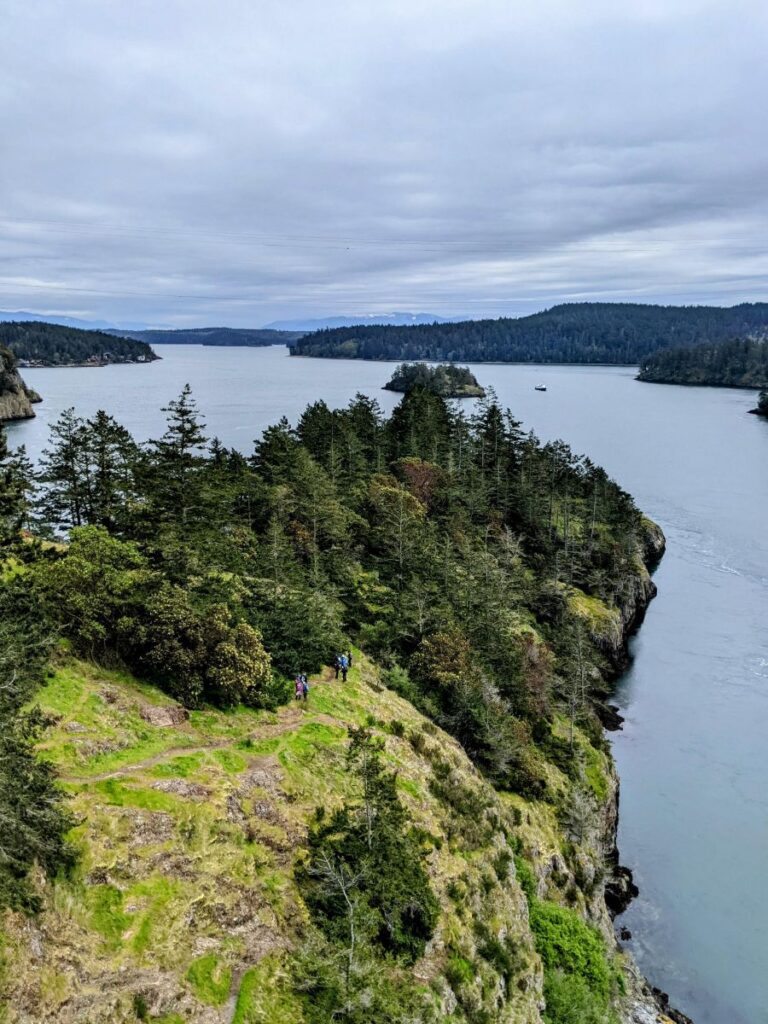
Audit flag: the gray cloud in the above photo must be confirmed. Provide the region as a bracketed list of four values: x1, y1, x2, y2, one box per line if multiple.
[1, 0, 767, 326]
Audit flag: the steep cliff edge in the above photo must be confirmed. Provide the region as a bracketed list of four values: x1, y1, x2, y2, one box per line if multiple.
[1, 583, 678, 1024]
[0, 345, 41, 422]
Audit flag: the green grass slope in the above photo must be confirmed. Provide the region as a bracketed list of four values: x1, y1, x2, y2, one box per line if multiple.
[2, 654, 552, 1024]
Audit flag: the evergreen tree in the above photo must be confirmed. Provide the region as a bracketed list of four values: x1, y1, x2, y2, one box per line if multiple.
[37, 407, 90, 528]
[82, 410, 140, 531]
[147, 384, 208, 526]
[0, 427, 36, 542]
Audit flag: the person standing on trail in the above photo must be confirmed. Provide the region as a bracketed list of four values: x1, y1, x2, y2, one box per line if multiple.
[347, 650, 353, 669]
[295, 676, 303, 701]
[302, 676, 310, 702]
[340, 653, 349, 682]
[333, 654, 341, 680]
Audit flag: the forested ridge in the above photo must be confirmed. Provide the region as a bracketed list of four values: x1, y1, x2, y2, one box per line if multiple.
[0, 321, 157, 366]
[109, 326, 304, 347]
[638, 336, 768, 388]
[0, 386, 665, 1023]
[291, 301, 768, 364]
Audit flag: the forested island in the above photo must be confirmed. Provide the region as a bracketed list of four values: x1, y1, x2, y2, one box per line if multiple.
[109, 326, 303, 347]
[0, 388, 678, 1024]
[291, 301, 768, 365]
[637, 336, 768, 388]
[383, 362, 486, 397]
[0, 345, 41, 421]
[751, 391, 768, 416]
[1, 321, 157, 366]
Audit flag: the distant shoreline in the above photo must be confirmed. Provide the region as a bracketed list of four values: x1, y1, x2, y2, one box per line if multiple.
[18, 358, 160, 369]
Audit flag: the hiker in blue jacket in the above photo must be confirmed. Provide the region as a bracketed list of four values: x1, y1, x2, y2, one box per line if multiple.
[340, 653, 349, 682]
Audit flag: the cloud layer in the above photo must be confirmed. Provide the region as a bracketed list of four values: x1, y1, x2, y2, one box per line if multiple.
[2, 0, 767, 326]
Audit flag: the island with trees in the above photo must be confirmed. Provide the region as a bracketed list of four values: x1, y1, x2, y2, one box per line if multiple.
[0, 386, 676, 1024]
[751, 391, 768, 417]
[383, 362, 486, 397]
[1, 321, 157, 367]
[291, 300, 768, 365]
[637, 336, 768, 388]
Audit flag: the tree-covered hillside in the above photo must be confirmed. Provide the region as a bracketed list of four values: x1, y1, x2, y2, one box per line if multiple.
[637, 336, 768, 388]
[0, 387, 668, 1023]
[109, 326, 304, 347]
[1, 321, 157, 366]
[292, 301, 768, 365]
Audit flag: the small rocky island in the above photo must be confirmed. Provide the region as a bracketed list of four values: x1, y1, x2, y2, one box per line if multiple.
[0, 345, 41, 422]
[383, 361, 485, 397]
[750, 390, 768, 417]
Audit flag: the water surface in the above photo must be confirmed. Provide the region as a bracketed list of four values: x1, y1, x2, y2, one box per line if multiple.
[8, 345, 768, 1023]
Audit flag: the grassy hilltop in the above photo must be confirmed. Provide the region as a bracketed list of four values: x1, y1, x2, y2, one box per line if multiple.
[3, 653, 544, 1022]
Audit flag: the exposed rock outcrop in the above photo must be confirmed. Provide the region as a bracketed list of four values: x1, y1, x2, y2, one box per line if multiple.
[0, 344, 41, 422]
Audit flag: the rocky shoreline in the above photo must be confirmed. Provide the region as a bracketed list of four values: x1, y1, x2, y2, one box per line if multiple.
[604, 519, 695, 1024]
[0, 346, 42, 423]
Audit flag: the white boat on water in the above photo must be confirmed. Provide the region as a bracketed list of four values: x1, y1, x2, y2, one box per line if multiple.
[534, 383, 547, 392]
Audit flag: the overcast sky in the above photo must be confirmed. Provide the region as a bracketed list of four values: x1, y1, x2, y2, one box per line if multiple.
[1, 0, 767, 327]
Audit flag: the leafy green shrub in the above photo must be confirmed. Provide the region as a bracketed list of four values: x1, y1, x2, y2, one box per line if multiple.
[33, 528, 274, 709]
[132, 591, 273, 709]
[543, 969, 617, 1024]
[529, 900, 611, 1000]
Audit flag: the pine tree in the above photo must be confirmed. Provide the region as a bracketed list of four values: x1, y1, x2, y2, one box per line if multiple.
[83, 410, 140, 531]
[148, 384, 208, 526]
[37, 407, 90, 529]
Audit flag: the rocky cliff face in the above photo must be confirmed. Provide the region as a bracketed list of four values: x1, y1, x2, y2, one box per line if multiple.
[0, 345, 41, 422]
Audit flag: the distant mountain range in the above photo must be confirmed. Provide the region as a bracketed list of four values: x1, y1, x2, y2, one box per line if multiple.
[264, 313, 457, 332]
[0, 310, 153, 331]
[1, 309, 457, 336]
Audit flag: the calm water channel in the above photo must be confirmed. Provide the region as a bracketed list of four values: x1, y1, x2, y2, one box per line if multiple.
[8, 344, 768, 1024]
